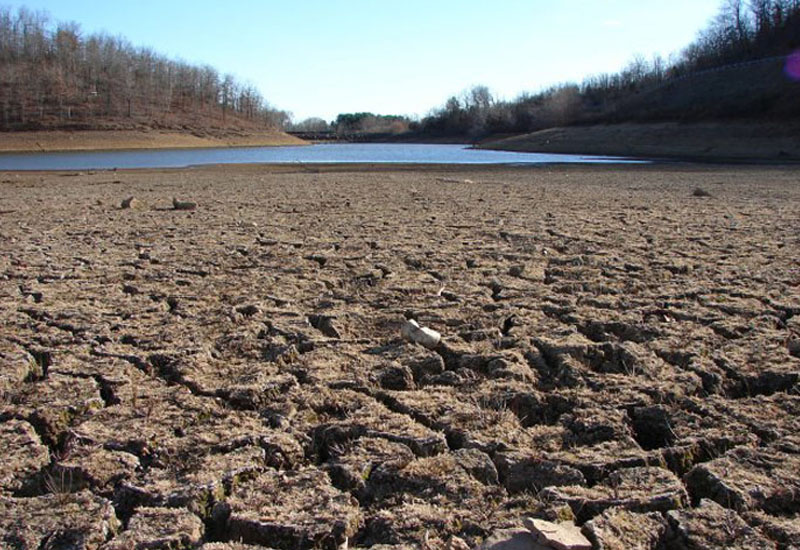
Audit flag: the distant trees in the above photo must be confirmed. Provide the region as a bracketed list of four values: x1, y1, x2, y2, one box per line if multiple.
[0, 7, 288, 130]
[289, 117, 330, 132]
[416, 0, 800, 140]
[331, 112, 411, 137]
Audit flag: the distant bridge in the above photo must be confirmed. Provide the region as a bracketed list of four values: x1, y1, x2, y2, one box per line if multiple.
[287, 131, 340, 141]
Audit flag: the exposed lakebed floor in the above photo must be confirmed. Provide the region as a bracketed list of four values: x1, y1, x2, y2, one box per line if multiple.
[0, 163, 798, 549]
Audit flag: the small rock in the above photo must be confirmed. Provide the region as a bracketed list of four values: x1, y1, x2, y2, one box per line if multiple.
[787, 338, 800, 358]
[309, 314, 343, 339]
[401, 319, 441, 349]
[377, 363, 416, 390]
[523, 517, 592, 550]
[692, 187, 711, 198]
[120, 196, 141, 209]
[235, 304, 261, 317]
[122, 284, 140, 295]
[509, 264, 526, 277]
[479, 529, 548, 550]
[172, 197, 197, 210]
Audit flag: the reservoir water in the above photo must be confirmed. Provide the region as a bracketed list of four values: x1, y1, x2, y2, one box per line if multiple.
[0, 143, 644, 171]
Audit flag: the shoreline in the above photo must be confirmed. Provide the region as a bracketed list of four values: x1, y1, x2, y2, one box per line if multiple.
[0, 129, 306, 154]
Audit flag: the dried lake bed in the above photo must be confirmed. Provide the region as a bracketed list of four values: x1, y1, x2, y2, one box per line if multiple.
[1, 163, 798, 549]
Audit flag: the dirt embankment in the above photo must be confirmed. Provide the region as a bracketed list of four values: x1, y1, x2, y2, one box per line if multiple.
[1, 164, 799, 549]
[0, 129, 305, 153]
[479, 122, 800, 162]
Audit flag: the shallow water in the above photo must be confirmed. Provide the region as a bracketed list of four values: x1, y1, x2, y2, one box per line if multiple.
[0, 143, 645, 170]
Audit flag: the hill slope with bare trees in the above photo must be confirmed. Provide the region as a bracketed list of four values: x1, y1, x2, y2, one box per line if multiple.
[417, 0, 800, 147]
[0, 7, 291, 140]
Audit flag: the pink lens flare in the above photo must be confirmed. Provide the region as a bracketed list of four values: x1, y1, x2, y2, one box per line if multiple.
[786, 50, 800, 81]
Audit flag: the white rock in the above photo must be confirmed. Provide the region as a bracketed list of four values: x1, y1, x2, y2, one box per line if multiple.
[400, 319, 441, 349]
[523, 517, 591, 550]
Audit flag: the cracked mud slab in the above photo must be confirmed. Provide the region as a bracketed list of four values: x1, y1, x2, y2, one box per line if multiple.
[1, 163, 799, 548]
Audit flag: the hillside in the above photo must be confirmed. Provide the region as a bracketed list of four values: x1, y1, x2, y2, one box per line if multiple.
[414, 0, 800, 158]
[479, 121, 800, 162]
[0, 128, 304, 153]
[0, 7, 295, 146]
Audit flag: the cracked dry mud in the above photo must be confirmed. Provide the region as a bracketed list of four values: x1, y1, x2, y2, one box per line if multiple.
[1, 163, 798, 550]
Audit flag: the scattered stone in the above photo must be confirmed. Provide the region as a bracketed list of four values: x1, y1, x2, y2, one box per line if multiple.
[400, 319, 441, 349]
[172, 197, 197, 210]
[120, 196, 141, 209]
[692, 187, 712, 197]
[523, 518, 591, 550]
[309, 314, 344, 339]
[102, 507, 204, 550]
[479, 529, 548, 550]
[235, 304, 261, 317]
[453, 448, 499, 485]
[376, 362, 416, 390]
[788, 338, 800, 358]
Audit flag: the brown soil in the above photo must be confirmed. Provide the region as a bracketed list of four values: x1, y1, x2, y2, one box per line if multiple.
[1, 163, 799, 549]
[0, 129, 304, 153]
[480, 122, 800, 162]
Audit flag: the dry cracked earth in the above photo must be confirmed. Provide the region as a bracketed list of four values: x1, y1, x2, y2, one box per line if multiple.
[0, 163, 799, 550]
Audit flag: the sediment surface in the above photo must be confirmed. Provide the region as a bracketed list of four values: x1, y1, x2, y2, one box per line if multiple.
[1, 163, 798, 549]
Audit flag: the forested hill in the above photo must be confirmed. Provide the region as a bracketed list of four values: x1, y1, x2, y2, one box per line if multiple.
[0, 7, 289, 132]
[415, 0, 800, 139]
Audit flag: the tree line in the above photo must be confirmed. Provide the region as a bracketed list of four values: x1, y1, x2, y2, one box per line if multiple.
[415, 0, 800, 139]
[0, 7, 289, 130]
[290, 112, 413, 137]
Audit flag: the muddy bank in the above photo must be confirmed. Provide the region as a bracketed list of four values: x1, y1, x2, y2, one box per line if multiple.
[479, 122, 800, 162]
[0, 129, 305, 153]
[1, 163, 798, 549]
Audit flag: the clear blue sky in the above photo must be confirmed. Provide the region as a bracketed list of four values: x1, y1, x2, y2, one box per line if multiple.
[7, 0, 722, 122]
